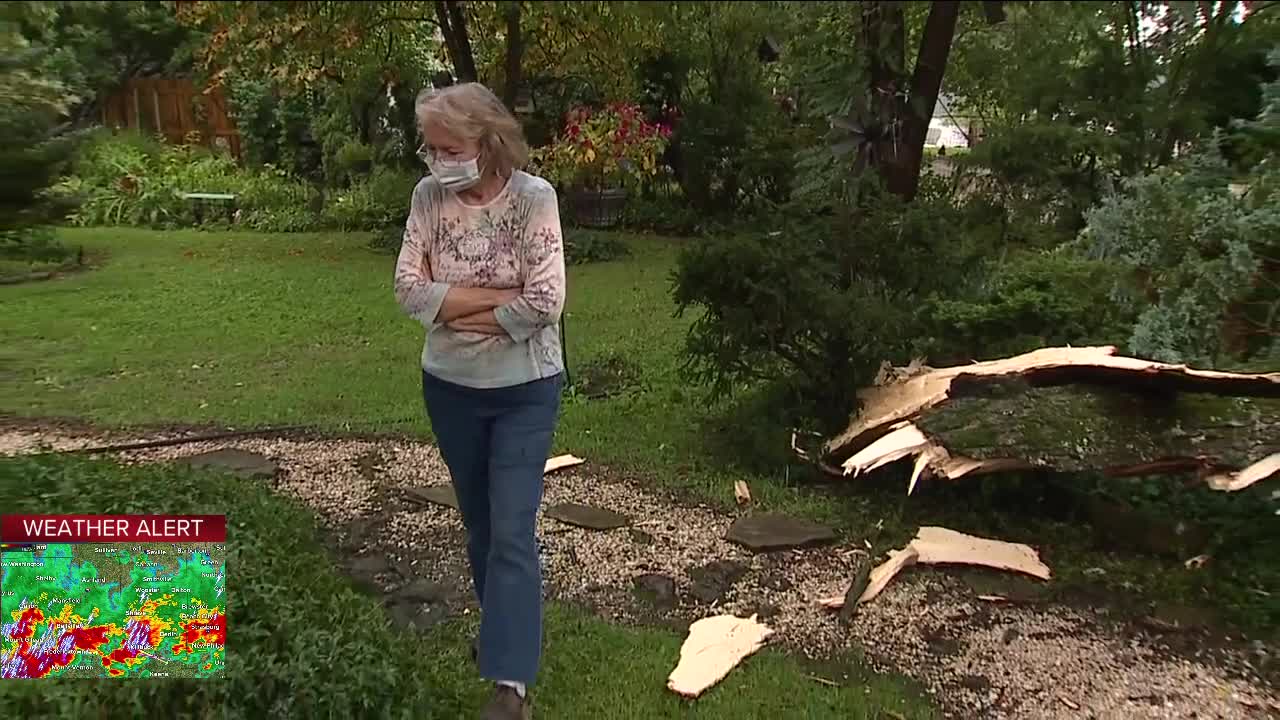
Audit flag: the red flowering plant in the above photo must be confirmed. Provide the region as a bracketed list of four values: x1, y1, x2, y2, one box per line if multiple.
[530, 102, 673, 192]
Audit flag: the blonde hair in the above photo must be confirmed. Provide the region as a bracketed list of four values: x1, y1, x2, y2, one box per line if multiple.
[415, 83, 530, 179]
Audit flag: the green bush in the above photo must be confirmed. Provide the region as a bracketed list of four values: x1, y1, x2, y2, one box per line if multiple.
[1077, 146, 1280, 365]
[960, 119, 1121, 241]
[319, 167, 418, 232]
[331, 139, 375, 184]
[564, 228, 632, 265]
[55, 132, 231, 228]
[54, 132, 417, 234]
[925, 250, 1136, 364]
[675, 99, 797, 216]
[231, 168, 318, 233]
[0, 15, 79, 264]
[672, 184, 987, 429]
[622, 189, 709, 237]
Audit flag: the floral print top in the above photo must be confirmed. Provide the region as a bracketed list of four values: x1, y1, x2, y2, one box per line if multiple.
[393, 171, 566, 389]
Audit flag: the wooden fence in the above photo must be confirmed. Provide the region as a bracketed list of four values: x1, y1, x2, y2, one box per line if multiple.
[100, 77, 242, 161]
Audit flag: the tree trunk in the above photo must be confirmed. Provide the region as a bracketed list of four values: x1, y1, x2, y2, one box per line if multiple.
[502, 1, 525, 110]
[861, 1, 999, 201]
[915, 381, 1280, 475]
[819, 346, 1280, 487]
[861, 1, 908, 195]
[891, 0, 961, 200]
[434, 0, 477, 84]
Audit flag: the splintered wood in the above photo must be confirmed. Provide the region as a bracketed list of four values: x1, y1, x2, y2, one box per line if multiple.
[543, 454, 585, 474]
[821, 346, 1280, 493]
[818, 527, 1051, 610]
[840, 423, 1033, 490]
[1205, 453, 1280, 491]
[666, 614, 774, 698]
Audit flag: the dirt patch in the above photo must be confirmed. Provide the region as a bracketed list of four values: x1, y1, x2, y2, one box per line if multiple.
[2, 425, 1276, 719]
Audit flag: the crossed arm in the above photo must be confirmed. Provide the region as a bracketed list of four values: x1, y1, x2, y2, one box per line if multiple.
[437, 289, 513, 335]
[393, 236, 513, 336]
[392, 186, 565, 338]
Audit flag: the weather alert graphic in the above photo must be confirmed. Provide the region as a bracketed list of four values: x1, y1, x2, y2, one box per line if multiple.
[1, 514, 226, 679]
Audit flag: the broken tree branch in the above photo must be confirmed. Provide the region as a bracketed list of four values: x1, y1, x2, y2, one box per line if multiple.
[817, 346, 1280, 493]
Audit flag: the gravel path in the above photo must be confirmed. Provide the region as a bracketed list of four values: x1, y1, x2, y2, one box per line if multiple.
[3, 425, 1277, 719]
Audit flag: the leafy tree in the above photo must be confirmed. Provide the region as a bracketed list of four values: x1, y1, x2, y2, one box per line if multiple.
[656, 1, 794, 212]
[1077, 142, 1280, 365]
[178, 2, 446, 178]
[435, 0, 478, 84]
[944, 0, 1277, 234]
[786, 1, 1008, 205]
[797, 1, 1006, 202]
[0, 3, 80, 261]
[15, 1, 197, 124]
[1232, 48, 1280, 167]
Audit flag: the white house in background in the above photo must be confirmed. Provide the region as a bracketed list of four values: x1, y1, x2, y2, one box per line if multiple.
[926, 119, 970, 149]
[925, 92, 979, 150]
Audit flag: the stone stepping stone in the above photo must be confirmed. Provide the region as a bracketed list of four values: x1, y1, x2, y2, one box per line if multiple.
[687, 559, 748, 604]
[633, 573, 677, 611]
[179, 448, 278, 479]
[725, 513, 836, 552]
[385, 599, 447, 632]
[404, 485, 458, 510]
[347, 552, 393, 596]
[544, 502, 630, 530]
[348, 553, 392, 580]
[390, 578, 446, 605]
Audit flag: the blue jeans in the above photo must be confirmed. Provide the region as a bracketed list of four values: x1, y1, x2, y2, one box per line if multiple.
[421, 370, 563, 687]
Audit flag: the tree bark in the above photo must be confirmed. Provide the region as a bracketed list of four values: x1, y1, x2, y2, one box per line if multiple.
[890, 0, 961, 200]
[860, 1, 999, 201]
[820, 346, 1280, 486]
[915, 381, 1280, 475]
[861, 1, 908, 196]
[434, 0, 477, 84]
[502, 1, 525, 109]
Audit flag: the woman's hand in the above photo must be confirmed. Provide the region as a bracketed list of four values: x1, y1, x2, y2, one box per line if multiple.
[494, 287, 522, 306]
[434, 286, 522, 324]
[446, 309, 509, 336]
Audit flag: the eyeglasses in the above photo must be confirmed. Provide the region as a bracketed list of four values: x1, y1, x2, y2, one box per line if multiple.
[417, 145, 475, 165]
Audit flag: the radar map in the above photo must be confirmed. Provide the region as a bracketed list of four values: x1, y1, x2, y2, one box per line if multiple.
[1, 541, 226, 679]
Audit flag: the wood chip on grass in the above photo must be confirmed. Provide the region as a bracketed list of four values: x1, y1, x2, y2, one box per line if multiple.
[544, 454, 586, 474]
[667, 613, 774, 698]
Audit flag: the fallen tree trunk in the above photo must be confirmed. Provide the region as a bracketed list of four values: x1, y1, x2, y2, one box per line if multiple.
[820, 347, 1280, 492]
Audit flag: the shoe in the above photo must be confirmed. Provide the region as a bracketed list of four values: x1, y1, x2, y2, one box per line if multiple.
[480, 684, 532, 720]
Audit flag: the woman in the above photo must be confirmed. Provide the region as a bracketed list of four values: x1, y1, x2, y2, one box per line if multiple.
[393, 82, 565, 720]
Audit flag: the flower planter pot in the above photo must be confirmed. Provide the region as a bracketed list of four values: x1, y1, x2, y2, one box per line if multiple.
[570, 187, 628, 229]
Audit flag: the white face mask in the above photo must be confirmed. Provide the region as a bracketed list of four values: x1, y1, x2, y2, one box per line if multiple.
[420, 146, 482, 192]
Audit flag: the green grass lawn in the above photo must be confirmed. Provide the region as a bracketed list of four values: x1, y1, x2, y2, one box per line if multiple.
[2, 226, 1276, 641]
[0, 454, 935, 719]
[1, 227, 830, 515]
